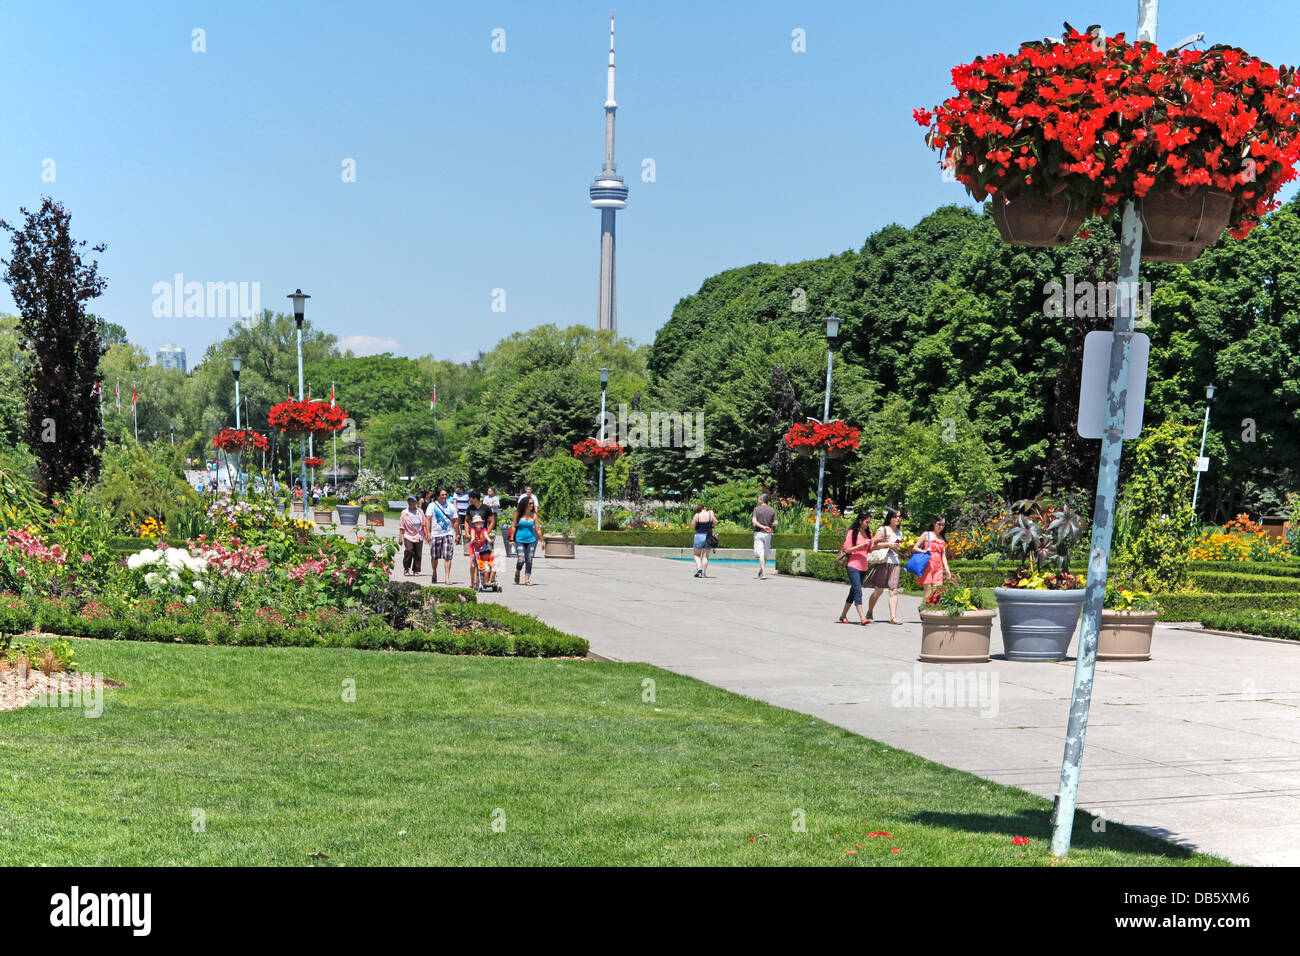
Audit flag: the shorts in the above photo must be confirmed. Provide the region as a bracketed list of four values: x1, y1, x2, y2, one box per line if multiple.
[753, 531, 772, 557]
[693, 532, 710, 551]
[429, 535, 454, 561]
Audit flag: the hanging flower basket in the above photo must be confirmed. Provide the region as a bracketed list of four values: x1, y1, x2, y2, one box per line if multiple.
[916, 27, 1300, 259]
[303, 456, 324, 468]
[1138, 186, 1234, 262]
[268, 399, 349, 437]
[572, 437, 622, 464]
[784, 420, 861, 457]
[212, 428, 269, 453]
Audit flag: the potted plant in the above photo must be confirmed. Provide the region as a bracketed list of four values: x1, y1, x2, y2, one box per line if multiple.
[544, 524, 577, 559]
[919, 580, 997, 663]
[994, 494, 1087, 662]
[1098, 582, 1161, 662]
[365, 505, 386, 527]
[336, 499, 362, 526]
[916, 27, 1300, 260]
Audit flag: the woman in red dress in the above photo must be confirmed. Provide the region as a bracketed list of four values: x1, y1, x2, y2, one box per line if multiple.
[912, 516, 952, 602]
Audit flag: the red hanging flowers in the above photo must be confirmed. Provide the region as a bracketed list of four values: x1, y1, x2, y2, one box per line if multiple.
[916, 27, 1300, 238]
[303, 456, 324, 468]
[268, 399, 349, 437]
[212, 428, 269, 453]
[783, 420, 861, 458]
[572, 438, 623, 463]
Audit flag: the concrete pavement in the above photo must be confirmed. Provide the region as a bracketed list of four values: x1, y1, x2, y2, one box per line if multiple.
[466, 545, 1300, 866]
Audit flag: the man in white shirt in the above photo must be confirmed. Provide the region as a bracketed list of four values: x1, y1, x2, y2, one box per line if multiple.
[424, 488, 459, 584]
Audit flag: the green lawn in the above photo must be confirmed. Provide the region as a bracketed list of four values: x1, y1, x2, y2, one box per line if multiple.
[0, 638, 1225, 866]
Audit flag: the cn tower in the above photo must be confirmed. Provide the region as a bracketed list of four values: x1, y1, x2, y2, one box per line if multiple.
[589, 12, 627, 333]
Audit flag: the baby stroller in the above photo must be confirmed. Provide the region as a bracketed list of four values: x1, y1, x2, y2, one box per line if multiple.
[473, 542, 501, 593]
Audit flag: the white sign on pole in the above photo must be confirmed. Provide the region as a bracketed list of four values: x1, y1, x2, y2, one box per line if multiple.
[1194, 457, 1210, 472]
[1077, 331, 1151, 439]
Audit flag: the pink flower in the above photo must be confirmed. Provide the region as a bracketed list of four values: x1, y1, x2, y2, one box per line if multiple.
[81, 554, 93, 563]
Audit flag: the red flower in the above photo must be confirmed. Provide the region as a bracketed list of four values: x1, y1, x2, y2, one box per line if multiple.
[212, 428, 269, 453]
[572, 438, 622, 462]
[268, 399, 349, 435]
[1012, 835, 1031, 845]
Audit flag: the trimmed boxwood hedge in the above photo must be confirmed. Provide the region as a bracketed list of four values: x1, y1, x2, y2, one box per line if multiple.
[578, 530, 815, 549]
[0, 588, 586, 658]
[1156, 591, 1300, 621]
[773, 550, 1008, 589]
[1199, 611, 1300, 641]
[1187, 570, 1300, 593]
[1188, 560, 1300, 578]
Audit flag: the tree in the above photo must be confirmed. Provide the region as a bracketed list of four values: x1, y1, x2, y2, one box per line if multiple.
[525, 452, 586, 525]
[0, 198, 107, 495]
[1113, 421, 1199, 592]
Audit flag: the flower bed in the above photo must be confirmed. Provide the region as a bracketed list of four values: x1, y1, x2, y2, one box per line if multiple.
[1189, 515, 1292, 562]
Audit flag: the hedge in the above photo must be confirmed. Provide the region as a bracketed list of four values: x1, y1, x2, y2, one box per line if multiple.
[1199, 611, 1300, 641]
[774, 550, 1010, 589]
[578, 530, 815, 549]
[1188, 560, 1300, 578]
[0, 590, 586, 659]
[1156, 591, 1300, 621]
[1187, 570, 1300, 593]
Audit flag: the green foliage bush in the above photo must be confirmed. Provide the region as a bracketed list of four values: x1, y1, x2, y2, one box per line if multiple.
[1113, 422, 1199, 592]
[1199, 610, 1300, 641]
[91, 442, 199, 527]
[1187, 570, 1300, 593]
[525, 452, 586, 525]
[1156, 591, 1300, 621]
[578, 530, 813, 549]
[1188, 560, 1300, 578]
[774, 550, 1008, 590]
[697, 476, 765, 524]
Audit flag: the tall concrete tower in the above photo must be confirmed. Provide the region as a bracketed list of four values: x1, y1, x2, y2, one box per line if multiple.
[589, 12, 627, 333]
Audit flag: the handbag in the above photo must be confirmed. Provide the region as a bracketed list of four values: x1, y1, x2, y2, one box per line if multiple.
[835, 548, 851, 568]
[867, 532, 890, 566]
[905, 536, 932, 578]
[706, 530, 719, 550]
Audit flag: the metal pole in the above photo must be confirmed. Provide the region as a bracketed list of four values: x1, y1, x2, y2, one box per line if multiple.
[1192, 395, 1212, 511]
[598, 380, 608, 530]
[812, 345, 834, 552]
[296, 321, 306, 496]
[1050, 0, 1157, 861]
[234, 377, 241, 429]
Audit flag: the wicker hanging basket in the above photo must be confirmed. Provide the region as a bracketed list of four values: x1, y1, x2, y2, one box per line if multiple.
[1139, 187, 1233, 263]
[992, 192, 1087, 247]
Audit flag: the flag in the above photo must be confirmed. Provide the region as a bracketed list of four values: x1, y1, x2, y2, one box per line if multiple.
[330, 383, 336, 408]
[430, 384, 437, 410]
[114, 379, 120, 411]
[131, 387, 137, 413]
[91, 381, 101, 396]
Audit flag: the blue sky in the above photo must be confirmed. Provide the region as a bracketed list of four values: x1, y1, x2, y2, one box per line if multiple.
[1, 0, 1297, 365]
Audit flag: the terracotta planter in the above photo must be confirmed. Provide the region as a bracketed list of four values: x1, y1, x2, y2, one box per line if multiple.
[1139, 187, 1233, 263]
[544, 535, 576, 559]
[1097, 609, 1157, 662]
[291, 501, 305, 514]
[992, 192, 1086, 247]
[313, 509, 333, 525]
[790, 445, 816, 457]
[824, 447, 851, 460]
[919, 609, 996, 663]
[366, 514, 385, 526]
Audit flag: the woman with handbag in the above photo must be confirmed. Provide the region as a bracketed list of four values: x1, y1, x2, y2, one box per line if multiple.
[911, 516, 952, 602]
[865, 509, 904, 624]
[691, 503, 719, 578]
[837, 512, 874, 625]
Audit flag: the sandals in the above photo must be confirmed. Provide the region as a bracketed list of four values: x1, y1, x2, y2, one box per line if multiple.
[890, 619, 903, 625]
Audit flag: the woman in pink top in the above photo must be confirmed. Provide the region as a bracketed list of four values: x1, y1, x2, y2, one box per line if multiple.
[399, 496, 426, 576]
[837, 512, 874, 625]
[912, 515, 952, 601]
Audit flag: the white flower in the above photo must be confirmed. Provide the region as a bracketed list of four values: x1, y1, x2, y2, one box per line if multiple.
[168, 571, 180, 584]
[144, 571, 161, 587]
[184, 595, 196, 604]
[192, 581, 206, 592]
[127, 548, 159, 570]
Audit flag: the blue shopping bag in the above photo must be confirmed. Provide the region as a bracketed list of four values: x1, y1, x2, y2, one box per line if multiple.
[905, 550, 931, 577]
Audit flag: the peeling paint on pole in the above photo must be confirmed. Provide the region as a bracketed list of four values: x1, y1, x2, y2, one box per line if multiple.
[1050, 0, 1158, 858]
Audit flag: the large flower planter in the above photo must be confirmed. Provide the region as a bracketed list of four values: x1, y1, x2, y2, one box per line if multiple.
[366, 514, 385, 527]
[992, 193, 1087, 247]
[291, 501, 305, 515]
[1097, 610, 1157, 662]
[919, 609, 996, 663]
[336, 504, 361, 526]
[313, 509, 333, 526]
[544, 535, 576, 559]
[1139, 187, 1233, 263]
[994, 588, 1085, 662]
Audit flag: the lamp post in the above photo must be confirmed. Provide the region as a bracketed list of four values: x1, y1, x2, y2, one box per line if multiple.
[597, 366, 610, 531]
[812, 315, 841, 553]
[287, 289, 310, 494]
[1192, 384, 1216, 512]
[232, 356, 242, 429]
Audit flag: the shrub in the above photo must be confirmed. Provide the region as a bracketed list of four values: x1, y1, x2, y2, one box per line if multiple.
[1187, 571, 1300, 594]
[577, 530, 813, 549]
[1200, 611, 1300, 641]
[1113, 422, 1199, 592]
[525, 452, 586, 525]
[1156, 591, 1300, 621]
[697, 476, 765, 525]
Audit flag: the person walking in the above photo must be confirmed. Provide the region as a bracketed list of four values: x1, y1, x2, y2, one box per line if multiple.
[517, 484, 539, 514]
[838, 512, 873, 625]
[912, 516, 952, 602]
[424, 487, 460, 584]
[512, 498, 545, 586]
[751, 492, 777, 579]
[865, 509, 904, 624]
[484, 487, 501, 521]
[453, 485, 471, 525]
[691, 503, 719, 578]
[464, 490, 496, 587]
[399, 496, 426, 576]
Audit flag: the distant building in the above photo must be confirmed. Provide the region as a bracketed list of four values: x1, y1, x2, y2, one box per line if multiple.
[156, 344, 187, 372]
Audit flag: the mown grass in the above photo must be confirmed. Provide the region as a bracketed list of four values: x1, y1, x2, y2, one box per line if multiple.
[0, 638, 1225, 866]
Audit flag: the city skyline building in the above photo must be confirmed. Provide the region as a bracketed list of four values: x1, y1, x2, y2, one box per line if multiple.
[155, 343, 187, 372]
[588, 13, 628, 334]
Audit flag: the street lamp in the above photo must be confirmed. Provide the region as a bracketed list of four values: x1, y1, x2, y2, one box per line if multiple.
[598, 366, 610, 531]
[287, 289, 310, 494]
[812, 315, 841, 553]
[1192, 384, 1216, 513]
[232, 356, 242, 428]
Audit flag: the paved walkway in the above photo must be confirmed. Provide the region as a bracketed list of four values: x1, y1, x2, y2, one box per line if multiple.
[455, 545, 1300, 867]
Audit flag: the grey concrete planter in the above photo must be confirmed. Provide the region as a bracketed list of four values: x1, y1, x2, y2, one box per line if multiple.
[994, 588, 1085, 662]
[336, 504, 362, 526]
[919, 609, 996, 663]
[1097, 609, 1157, 662]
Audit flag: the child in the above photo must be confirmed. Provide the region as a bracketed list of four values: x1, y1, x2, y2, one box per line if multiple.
[470, 516, 496, 588]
